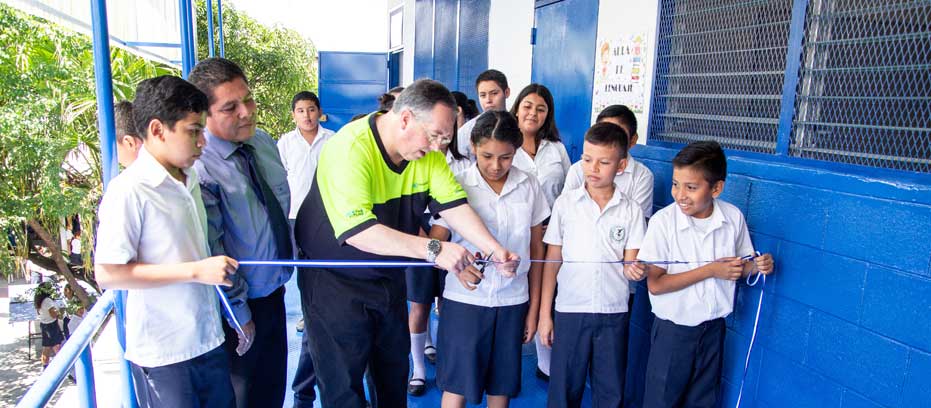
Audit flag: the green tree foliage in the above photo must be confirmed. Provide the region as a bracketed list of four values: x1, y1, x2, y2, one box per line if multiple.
[0, 4, 175, 305]
[195, 0, 318, 137]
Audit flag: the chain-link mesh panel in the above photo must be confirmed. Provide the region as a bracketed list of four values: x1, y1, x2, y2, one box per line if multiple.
[650, 0, 793, 153]
[791, 0, 931, 173]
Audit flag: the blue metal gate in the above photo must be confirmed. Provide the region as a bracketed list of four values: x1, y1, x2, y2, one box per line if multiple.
[318, 51, 388, 131]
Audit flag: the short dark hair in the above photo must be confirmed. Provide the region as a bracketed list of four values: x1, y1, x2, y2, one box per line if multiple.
[132, 75, 208, 139]
[291, 91, 320, 111]
[584, 122, 629, 158]
[391, 79, 456, 119]
[377, 93, 396, 111]
[475, 69, 509, 91]
[672, 140, 727, 184]
[114, 100, 141, 140]
[471, 111, 522, 150]
[596, 105, 637, 138]
[188, 58, 248, 106]
[388, 86, 405, 95]
[509, 83, 560, 142]
[451, 91, 479, 122]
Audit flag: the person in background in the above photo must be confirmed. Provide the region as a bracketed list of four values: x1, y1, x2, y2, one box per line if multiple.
[34, 282, 64, 369]
[114, 100, 144, 168]
[457, 70, 511, 162]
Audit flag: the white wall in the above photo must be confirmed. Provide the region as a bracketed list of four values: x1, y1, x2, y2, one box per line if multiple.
[402, 0, 416, 85]
[487, 0, 534, 108]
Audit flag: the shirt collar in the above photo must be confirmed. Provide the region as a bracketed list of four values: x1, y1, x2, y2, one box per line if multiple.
[675, 198, 727, 231]
[623, 156, 638, 174]
[462, 164, 529, 197]
[204, 128, 244, 160]
[570, 183, 626, 209]
[135, 146, 194, 188]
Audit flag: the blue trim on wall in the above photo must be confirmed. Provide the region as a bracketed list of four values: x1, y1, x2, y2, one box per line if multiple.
[774, 0, 809, 156]
[414, 0, 435, 80]
[456, 0, 490, 100]
[433, 0, 459, 87]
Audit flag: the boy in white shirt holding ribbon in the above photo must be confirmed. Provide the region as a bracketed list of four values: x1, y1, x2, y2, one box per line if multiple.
[630, 140, 774, 408]
[538, 122, 647, 407]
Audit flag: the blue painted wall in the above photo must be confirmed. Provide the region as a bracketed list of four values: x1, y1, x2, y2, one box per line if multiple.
[630, 145, 931, 408]
[412, 0, 489, 98]
[318, 51, 388, 131]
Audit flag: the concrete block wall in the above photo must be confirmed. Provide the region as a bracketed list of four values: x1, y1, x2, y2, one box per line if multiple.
[629, 145, 931, 408]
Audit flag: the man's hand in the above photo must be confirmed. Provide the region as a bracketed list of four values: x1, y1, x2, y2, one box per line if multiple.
[624, 262, 647, 281]
[538, 316, 554, 348]
[492, 250, 521, 278]
[235, 320, 256, 356]
[433, 242, 476, 275]
[708, 257, 744, 281]
[193, 256, 238, 286]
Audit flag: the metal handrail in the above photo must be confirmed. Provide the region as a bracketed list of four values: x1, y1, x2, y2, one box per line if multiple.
[16, 290, 116, 408]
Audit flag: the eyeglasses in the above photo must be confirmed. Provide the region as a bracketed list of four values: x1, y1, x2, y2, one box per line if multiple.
[415, 119, 453, 146]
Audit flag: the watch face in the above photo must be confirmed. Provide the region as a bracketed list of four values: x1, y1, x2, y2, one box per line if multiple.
[428, 239, 441, 253]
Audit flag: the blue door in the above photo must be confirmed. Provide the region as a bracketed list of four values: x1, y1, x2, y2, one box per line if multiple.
[530, 0, 599, 160]
[318, 51, 388, 131]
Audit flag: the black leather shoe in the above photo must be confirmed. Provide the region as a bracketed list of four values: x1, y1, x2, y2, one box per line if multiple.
[407, 378, 426, 396]
[536, 367, 550, 381]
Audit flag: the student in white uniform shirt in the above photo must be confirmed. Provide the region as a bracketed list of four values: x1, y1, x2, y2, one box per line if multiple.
[277, 91, 335, 222]
[431, 111, 550, 408]
[627, 141, 774, 408]
[456, 69, 512, 162]
[94, 76, 237, 408]
[277, 91, 334, 406]
[538, 123, 647, 408]
[508, 83, 571, 379]
[406, 91, 474, 397]
[563, 105, 654, 217]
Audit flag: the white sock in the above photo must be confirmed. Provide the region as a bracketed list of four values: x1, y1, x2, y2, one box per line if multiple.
[424, 323, 434, 349]
[535, 333, 551, 374]
[410, 331, 428, 380]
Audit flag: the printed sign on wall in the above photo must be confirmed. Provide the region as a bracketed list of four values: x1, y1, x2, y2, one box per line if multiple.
[591, 33, 648, 123]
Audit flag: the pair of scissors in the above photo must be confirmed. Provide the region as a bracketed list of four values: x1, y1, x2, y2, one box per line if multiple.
[470, 251, 494, 287]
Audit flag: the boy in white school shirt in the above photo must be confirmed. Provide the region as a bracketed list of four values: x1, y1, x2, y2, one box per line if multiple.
[629, 140, 774, 408]
[95, 76, 238, 408]
[538, 122, 647, 408]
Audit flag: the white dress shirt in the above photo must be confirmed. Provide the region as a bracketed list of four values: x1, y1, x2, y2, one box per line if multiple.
[95, 147, 224, 367]
[638, 199, 755, 327]
[512, 139, 572, 208]
[434, 165, 550, 307]
[277, 126, 335, 219]
[543, 186, 646, 314]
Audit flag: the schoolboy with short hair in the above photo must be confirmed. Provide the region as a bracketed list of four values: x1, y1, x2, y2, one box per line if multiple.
[456, 69, 511, 162]
[94, 75, 237, 408]
[114, 100, 144, 167]
[631, 141, 774, 408]
[538, 122, 647, 407]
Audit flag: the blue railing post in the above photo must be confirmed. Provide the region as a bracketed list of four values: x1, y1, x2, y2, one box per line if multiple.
[774, 0, 810, 156]
[206, 0, 216, 57]
[74, 347, 96, 408]
[217, 0, 226, 57]
[90, 1, 138, 407]
[179, 0, 196, 76]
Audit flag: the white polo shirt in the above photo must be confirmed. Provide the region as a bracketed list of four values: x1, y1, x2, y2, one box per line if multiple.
[434, 165, 550, 307]
[543, 186, 646, 314]
[512, 139, 572, 208]
[638, 199, 755, 327]
[456, 116, 478, 163]
[563, 156, 655, 217]
[95, 147, 224, 368]
[277, 126, 335, 219]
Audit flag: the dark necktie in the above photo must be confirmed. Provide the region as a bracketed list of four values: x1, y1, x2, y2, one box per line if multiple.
[236, 144, 293, 260]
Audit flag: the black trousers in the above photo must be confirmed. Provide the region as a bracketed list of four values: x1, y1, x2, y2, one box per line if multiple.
[131, 346, 234, 408]
[301, 268, 410, 408]
[293, 271, 317, 408]
[548, 312, 629, 408]
[643, 317, 726, 408]
[222, 286, 288, 408]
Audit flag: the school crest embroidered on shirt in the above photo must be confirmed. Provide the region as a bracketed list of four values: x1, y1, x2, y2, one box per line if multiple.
[610, 226, 626, 242]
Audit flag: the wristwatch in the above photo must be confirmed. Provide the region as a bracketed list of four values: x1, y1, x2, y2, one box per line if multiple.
[426, 239, 442, 263]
